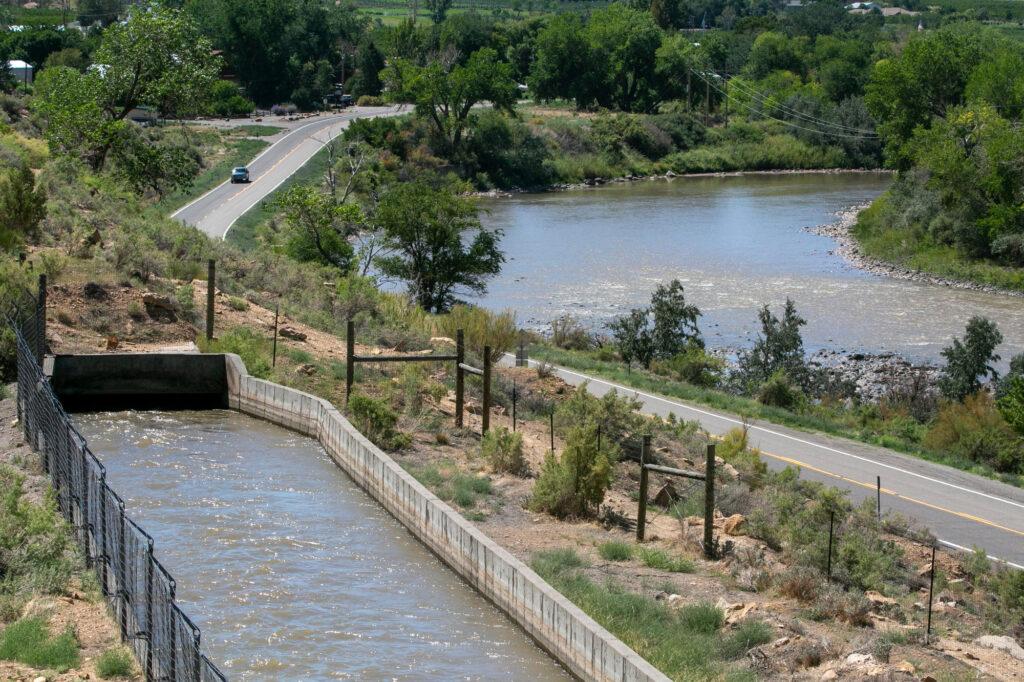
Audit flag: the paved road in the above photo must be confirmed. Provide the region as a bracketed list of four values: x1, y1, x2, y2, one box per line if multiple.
[506, 355, 1024, 568]
[172, 106, 405, 239]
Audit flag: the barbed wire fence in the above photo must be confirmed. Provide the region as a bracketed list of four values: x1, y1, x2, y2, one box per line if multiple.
[3, 279, 227, 682]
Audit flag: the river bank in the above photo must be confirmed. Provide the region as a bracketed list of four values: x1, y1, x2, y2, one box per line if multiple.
[812, 205, 1024, 298]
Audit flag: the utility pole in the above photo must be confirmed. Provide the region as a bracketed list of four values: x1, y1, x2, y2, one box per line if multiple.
[686, 68, 692, 111]
[723, 76, 729, 128]
[704, 76, 710, 127]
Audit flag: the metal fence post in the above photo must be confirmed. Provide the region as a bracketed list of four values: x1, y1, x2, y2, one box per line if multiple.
[272, 303, 279, 368]
[205, 259, 215, 341]
[876, 476, 882, 520]
[146, 540, 155, 682]
[926, 545, 936, 644]
[549, 409, 555, 452]
[99, 476, 108, 596]
[482, 346, 491, 434]
[455, 330, 464, 428]
[703, 442, 716, 559]
[637, 435, 650, 542]
[118, 501, 128, 641]
[36, 273, 46, 366]
[511, 380, 517, 432]
[80, 444, 89, 560]
[827, 511, 835, 583]
[345, 319, 355, 405]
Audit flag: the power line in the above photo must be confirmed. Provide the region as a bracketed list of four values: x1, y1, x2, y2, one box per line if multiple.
[692, 68, 880, 141]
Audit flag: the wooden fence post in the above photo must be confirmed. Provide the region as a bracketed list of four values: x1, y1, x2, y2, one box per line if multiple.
[36, 273, 46, 366]
[636, 435, 650, 542]
[206, 259, 215, 341]
[345, 319, 354, 405]
[272, 303, 279, 368]
[482, 345, 491, 434]
[455, 330, 464, 428]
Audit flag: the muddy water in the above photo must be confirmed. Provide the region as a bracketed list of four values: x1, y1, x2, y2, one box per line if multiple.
[74, 410, 571, 681]
[475, 173, 1024, 365]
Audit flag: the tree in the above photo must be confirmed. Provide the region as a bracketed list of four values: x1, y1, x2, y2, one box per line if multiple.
[77, 0, 122, 26]
[349, 36, 385, 97]
[426, 0, 453, 24]
[939, 316, 1003, 402]
[274, 185, 362, 270]
[650, 279, 703, 358]
[738, 298, 808, 388]
[528, 14, 597, 107]
[384, 48, 518, 157]
[374, 182, 504, 312]
[610, 308, 654, 370]
[586, 4, 663, 111]
[0, 164, 46, 251]
[745, 31, 807, 80]
[529, 424, 616, 518]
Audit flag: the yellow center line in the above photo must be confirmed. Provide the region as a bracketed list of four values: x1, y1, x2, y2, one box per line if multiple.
[755, 447, 1024, 539]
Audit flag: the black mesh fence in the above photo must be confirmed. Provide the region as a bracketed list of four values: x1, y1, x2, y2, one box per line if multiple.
[3, 286, 227, 682]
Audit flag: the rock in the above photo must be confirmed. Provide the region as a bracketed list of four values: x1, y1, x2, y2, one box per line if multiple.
[722, 514, 746, 536]
[865, 590, 897, 607]
[772, 636, 790, 648]
[974, 635, 1024, 661]
[920, 677, 937, 682]
[667, 594, 684, 607]
[105, 335, 119, 351]
[653, 482, 678, 507]
[430, 336, 456, 346]
[665, 170, 677, 178]
[844, 652, 875, 667]
[894, 661, 915, 674]
[820, 670, 837, 681]
[34, 676, 46, 682]
[296, 364, 316, 376]
[721, 462, 739, 479]
[279, 325, 307, 341]
[142, 293, 176, 311]
[83, 281, 108, 300]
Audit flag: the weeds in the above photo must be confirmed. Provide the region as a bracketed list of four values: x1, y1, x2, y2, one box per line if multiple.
[597, 541, 634, 562]
[480, 427, 526, 475]
[198, 326, 271, 378]
[0, 617, 80, 672]
[96, 646, 135, 678]
[412, 461, 492, 509]
[637, 547, 695, 573]
[348, 392, 410, 451]
[719, 618, 773, 659]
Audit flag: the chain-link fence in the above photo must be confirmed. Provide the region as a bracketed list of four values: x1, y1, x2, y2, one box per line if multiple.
[4, 284, 227, 682]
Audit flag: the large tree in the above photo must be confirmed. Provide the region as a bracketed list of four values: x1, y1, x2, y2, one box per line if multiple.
[374, 182, 504, 312]
[586, 4, 663, 112]
[384, 47, 517, 157]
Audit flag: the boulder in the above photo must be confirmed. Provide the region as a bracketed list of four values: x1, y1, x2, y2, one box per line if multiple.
[722, 514, 746, 536]
[142, 293, 175, 311]
[865, 590, 897, 607]
[974, 635, 1024, 661]
[279, 325, 307, 341]
[653, 482, 679, 507]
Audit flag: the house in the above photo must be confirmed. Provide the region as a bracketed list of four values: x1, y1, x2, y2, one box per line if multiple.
[7, 59, 33, 84]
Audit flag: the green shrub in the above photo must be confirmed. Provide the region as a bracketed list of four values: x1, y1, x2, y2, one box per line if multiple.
[227, 296, 249, 311]
[678, 602, 724, 634]
[650, 346, 725, 388]
[199, 327, 271, 378]
[637, 547, 695, 573]
[554, 385, 644, 447]
[597, 541, 634, 561]
[531, 548, 587, 576]
[719, 618, 773, 658]
[480, 427, 526, 475]
[348, 393, 410, 451]
[997, 374, 1024, 434]
[962, 546, 991, 584]
[530, 425, 615, 518]
[0, 617, 80, 672]
[356, 95, 384, 106]
[175, 283, 196, 322]
[925, 393, 1023, 473]
[757, 369, 803, 409]
[96, 646, 135, 678]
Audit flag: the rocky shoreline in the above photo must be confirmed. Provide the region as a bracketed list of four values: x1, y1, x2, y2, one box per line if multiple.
[810, 205, 1024, 297]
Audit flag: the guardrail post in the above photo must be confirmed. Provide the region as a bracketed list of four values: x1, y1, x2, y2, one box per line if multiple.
[482, 346, 491, 434]
[703, 442, 716, 559]
[455, 330, 464, 428]
[636, 435, 650, 542]
[36, 273, 46, 366]
[346, 319, 355, 405]
[205, 259, 215, 341]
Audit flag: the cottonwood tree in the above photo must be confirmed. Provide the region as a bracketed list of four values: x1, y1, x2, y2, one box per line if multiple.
[383, 47, 518, 158]
[373, 181, 503, 313]
[274, 185, 363, 270]
[939, 316, 1003, 402]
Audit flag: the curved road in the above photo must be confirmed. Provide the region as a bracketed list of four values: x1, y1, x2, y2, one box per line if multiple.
[172, 106, 405, 239]
[506, 355, 1024, 568]
[171, 105, 1024, 569]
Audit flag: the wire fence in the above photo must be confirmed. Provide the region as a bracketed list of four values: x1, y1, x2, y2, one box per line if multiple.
[3, 283, 227, 682]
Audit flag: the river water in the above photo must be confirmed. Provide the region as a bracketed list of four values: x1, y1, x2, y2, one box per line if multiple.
[475, 173, 1024, 365]
[74, 410, 570, 681]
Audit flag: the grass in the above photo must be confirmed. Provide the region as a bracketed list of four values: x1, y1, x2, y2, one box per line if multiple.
[96, 647, 135, 679]
[719, 619, 774, 659]
[156, 137, 268, 214]
[533, 345, 1024, 489]
[0, 617, 80, 672]
[531, 548, 746, 681]
[227, 125, 284, 137]
[411, 461, 493, 508]
[637, 547, 696, 573]
[597, 540, 634, 561]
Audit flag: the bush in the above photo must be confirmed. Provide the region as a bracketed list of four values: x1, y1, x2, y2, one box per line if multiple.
[925, 393, 1023, 473]
[429, 305, 517, 362]
[480, 427, 526, 475]
[0, 617, 79, 672]
[650, 346, 725, 388]
[270, 103, 298, 116]
[637, 547, 695, 573]
[175, 283, 196, 323]
[530, 425, 615, 518]
[757, 369, 803, 409]
[779, 566, 822, 602]
[550, 315, 593, 351]
[554, 385, 645, 448]
[598, 540, 634, 561]
[677, 602, 724, 634]
[199, 327, 271, 379]
[719, 619, 773, 659]
[96, 646, 135, 678]
[207, 80, 254, 118]
[227, 296, 248, 311]
[356, 95, 384, 106]
[348, 392, 410, 451]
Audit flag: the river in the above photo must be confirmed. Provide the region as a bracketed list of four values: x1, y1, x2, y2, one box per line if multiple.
[74, 410, 570, 681]
[474, 172, 1024, 366]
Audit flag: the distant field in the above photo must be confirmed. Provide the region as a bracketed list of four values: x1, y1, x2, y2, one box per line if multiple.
[354, 0, 607, 22]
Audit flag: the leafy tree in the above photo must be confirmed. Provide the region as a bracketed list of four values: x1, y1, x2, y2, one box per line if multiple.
[274, 184, 362, 270]
[745, 31, 807, 80]
[77, 0, 123, 26]
[42, 48, 87, 72]
[374, 182, 504, 312]
[207, 80, 255, 117]
[610, 308, 654, 370]
[586, 4, 663, 112]
[0, 164, 46, 251]
[426, 0, 453, 24]
[997, 375, 1024, 435]
[466, 109, 552, 189]
[349, 36, 385, 97]
[738, 298, 808, 388]
[939, 316, 1003, 402]
[529, 424, 616, 518]
[384, 48, 518, 158]
[965, 46, 1024, 114]
[528, 14, 597, 107]
[650, 279, 703, 358]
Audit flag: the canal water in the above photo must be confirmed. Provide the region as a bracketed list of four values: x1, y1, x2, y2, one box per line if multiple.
[75, 409, 570, 681]
[475, 173, 1024, 365]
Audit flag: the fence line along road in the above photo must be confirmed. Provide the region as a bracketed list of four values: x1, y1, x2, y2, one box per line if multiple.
[504, 353, 1024, 568]
[172, 105, 406, 240]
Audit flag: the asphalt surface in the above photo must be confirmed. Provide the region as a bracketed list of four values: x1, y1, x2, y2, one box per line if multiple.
[505, 355, 1024, 568]
[172, 106, 405, 239]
